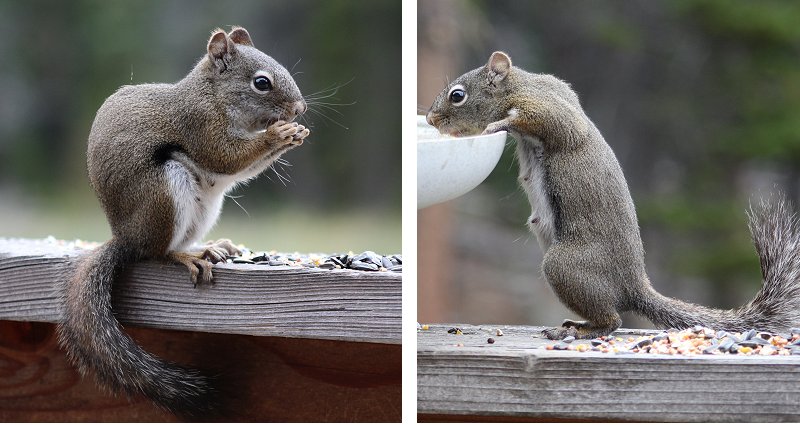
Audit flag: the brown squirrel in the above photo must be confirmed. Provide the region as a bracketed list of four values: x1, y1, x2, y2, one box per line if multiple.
[58, 27, 309, 416]
[426, 51, 800, 340]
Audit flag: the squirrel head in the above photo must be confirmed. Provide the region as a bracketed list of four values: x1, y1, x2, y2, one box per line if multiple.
[426, 51, 514, 136]
[200, 27, 306, 131]
[427, 51, 583, 138]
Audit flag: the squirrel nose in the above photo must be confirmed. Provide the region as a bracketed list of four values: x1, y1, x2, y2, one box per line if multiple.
[426, 111, 436, 126]
[293, 100, 307, 117]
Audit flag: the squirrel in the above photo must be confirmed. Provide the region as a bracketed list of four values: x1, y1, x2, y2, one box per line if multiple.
[57, 27, 309, 416]
[426, 51, 800, 340]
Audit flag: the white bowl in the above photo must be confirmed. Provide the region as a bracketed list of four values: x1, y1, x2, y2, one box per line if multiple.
[417, 115, 507, 209]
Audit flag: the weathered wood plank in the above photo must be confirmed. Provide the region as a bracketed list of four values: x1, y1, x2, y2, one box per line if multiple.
[0, 321, 401, 421]
[418, 323, 800, 422]
[0, 238, 401, 344]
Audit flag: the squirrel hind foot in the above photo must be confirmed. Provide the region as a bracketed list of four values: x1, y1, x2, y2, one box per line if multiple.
[542, 326, 578, 340]
[543, 319, 619, 340]
[168, 251, 215, 286]
[204, 238, 242, 258]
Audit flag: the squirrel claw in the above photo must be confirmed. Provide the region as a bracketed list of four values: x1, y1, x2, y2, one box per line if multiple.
[195, 259, 214, 285]
[168, 252, 215, 286]
[201, 246, 228, 263]
[289, 126, 310, 146]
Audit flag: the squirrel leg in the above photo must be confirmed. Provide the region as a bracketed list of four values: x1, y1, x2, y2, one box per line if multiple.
[542, 246, 623, 340]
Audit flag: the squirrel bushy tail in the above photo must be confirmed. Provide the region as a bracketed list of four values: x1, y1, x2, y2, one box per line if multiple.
[638, 196, 800, 333]
[57, 239, 214, 417]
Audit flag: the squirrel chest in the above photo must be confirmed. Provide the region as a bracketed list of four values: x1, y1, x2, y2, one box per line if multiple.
[514, 132, 556, 250]
[164, 151, 247, 252]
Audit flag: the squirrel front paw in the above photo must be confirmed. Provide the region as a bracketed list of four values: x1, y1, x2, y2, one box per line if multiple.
[292, 125, 310, 145]
[482, 120, 509, 135]
[267, 120, 309, 146]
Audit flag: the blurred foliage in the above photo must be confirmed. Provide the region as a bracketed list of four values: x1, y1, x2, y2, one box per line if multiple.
[674, 0, 800, 164]
[0, 0, 400, 207]
[0, 0, 400, 251]
[648, 0, 799, 293]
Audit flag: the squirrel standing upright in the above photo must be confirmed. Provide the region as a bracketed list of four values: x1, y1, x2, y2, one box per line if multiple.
[58, 27, 309, 415]
[426, 51, 800, 340]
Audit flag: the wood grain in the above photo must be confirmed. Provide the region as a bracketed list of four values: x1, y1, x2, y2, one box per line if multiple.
[418, 323, 800, 422]
[0, 238, 401, 344]
[0, 321, 401, 421]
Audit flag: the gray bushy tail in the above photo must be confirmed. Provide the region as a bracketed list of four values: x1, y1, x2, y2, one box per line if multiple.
[57, 239, 215, 417]
[639, 196, 800, 333]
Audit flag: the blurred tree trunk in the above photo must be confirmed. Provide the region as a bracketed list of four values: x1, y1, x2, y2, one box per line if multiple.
[417, 0, 477, 322]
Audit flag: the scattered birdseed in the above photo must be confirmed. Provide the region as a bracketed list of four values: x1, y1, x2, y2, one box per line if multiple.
[231, 248, 401, 273]
[541, 326, 800, 356]
[52, 236, 402, 274]
[422, 324, 429, 331]
[487, 338, 495, 344]
[496, 329, 504, 336]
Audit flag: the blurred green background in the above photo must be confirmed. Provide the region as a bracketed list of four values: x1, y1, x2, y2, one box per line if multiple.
[0, 0, 401, 254]
[418, 0, 800, 327]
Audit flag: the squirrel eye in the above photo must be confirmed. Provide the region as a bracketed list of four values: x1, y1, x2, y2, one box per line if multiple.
[252, 76, 272, 92]
[449, 88, 467, 105]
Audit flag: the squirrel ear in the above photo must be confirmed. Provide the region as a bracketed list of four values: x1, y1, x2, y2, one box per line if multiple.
[487, 51, 512, 84]
[229, 27, 254, 47]
[207, 29, 236, 69]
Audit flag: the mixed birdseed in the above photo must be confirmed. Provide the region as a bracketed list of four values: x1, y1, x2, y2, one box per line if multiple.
[418, 322, 800, 356]
[228, 248, 402, 273]
[48, 237, 401, 273]
[546, 325, 800, 356]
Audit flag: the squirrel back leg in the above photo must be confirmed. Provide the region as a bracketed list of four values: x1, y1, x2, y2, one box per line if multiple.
[167, 240, 240, 286]
[541, 245, 624, 340]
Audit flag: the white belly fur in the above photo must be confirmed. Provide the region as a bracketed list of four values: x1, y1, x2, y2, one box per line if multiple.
[164, 150, 278, 252]
[514, 133, 556, 251]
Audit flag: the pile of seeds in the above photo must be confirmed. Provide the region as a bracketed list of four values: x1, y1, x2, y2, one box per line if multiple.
[229, 249, 402, 273]
[546, 325, 800, 356]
